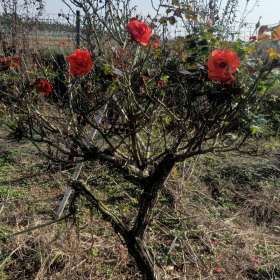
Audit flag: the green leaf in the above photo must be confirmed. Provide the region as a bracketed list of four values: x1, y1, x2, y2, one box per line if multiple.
[250, 125, 261, 135]
[161, 74, 169, 82]
[102, 64, 112, 75]
[164, 116, 172, 125]
[110, 81, 119, 93]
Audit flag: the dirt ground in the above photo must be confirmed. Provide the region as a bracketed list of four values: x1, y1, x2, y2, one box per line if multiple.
[0, 125, 280, 280]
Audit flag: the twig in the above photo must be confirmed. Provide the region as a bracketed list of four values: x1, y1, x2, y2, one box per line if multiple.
[3, 214, 70, 240]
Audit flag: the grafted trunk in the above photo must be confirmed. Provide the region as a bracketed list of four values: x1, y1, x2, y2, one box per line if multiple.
[71, 180, 159, 279]
[71, 153, 176, 280]
[125, 234, 158, 280]
[132, 154, 176, 239]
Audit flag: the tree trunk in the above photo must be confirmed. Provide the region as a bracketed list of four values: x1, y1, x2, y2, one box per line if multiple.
[71, 153, 176, 280]
[132, 154, 176, 239]
[71, 180, 159, 279]
[125, 233, 158, 280]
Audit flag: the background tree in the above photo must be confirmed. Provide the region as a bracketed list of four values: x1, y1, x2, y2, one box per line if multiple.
[0, 0, 45, 54]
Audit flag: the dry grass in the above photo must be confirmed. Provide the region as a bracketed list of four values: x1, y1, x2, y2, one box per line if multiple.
[3, 35, 75, 54]
[0, 124, 280, 280]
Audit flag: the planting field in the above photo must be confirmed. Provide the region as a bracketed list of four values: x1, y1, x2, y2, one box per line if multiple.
[2, 33, 75, 53]
[27, 35, 74, 49]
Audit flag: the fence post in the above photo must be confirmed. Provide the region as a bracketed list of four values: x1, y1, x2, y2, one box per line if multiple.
[76, 10, 81, 48]
[12, 0, 17, 52]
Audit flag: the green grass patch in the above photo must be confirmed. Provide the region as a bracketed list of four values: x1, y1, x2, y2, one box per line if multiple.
[0, 186, 28, 200]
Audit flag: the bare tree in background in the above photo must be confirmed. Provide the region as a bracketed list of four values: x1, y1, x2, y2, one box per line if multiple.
[0, 0, 45, 53]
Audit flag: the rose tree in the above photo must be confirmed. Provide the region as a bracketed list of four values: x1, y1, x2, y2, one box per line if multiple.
[5, 0, 277, 279]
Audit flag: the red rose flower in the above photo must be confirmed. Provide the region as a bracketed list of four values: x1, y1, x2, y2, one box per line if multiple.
[157, 79, 166, 89]
[36, 79, 53, 96]
[127, 18, 152, 46]
[153, 38, 160, 49]
[211, 239, 220, 247]
[66, 49, 93, 77]
[208, 49, 240, 83]
[213, 266, 223, 274]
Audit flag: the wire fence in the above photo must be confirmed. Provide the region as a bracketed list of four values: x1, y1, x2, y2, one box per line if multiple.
[171, 21, 256, 41]
[0, 11, 260, 56]
[0, 13, 77, 55]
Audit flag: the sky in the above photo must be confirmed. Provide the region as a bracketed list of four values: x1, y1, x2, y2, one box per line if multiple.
[3, 0, 276, 26]
[43, 0, 280, 25]
[238, 0, 280, 25]
[44, 0, 153, 16]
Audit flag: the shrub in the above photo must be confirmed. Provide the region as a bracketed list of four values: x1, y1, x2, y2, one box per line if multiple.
[2, 0, 279, 279]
